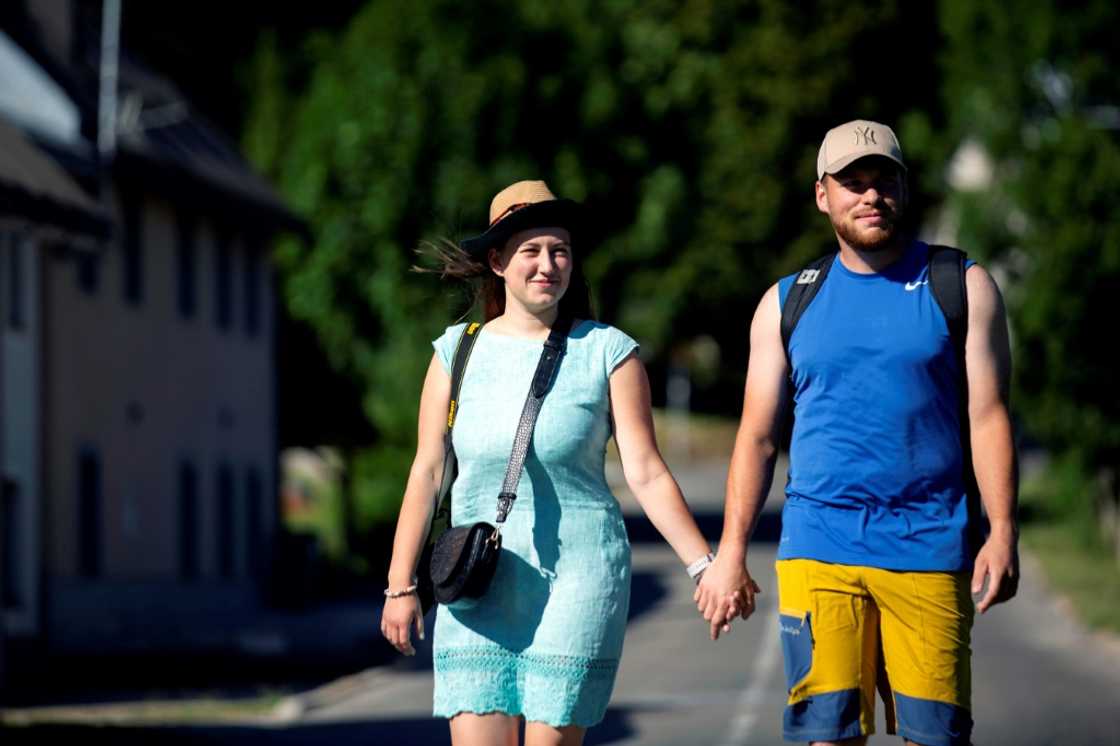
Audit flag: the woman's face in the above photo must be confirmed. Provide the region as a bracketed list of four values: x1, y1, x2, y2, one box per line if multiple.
[489, 226, 572, 313]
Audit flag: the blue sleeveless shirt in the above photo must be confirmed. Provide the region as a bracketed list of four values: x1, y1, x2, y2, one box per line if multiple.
[776, 240, 974, 571]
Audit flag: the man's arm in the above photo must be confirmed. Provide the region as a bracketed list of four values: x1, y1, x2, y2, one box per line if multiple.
[695, 282, 790, 638]
[964, 265, 1020, 613]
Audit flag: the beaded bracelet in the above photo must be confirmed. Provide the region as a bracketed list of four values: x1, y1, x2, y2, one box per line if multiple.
[384, 584, 418, 598]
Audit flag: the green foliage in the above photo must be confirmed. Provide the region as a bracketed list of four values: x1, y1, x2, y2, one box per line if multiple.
[349, 444, 420, 531]
[1021, 456, 1120, 633]
[937, 0, 1120, 484]
[1021, 451, 1099, 536]
[243, 1, 943, 534]
[244, 0, 1117, 552]
[283, 484, 348, 561]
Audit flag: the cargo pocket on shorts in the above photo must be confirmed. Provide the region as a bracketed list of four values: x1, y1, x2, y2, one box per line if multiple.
[779, 610, 814, 692]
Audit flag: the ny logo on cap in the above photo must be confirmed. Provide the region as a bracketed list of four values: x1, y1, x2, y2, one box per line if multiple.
[854, 126, 877, 146]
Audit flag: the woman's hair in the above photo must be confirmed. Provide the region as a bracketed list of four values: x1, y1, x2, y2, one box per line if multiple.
[414, 235, 595, 322]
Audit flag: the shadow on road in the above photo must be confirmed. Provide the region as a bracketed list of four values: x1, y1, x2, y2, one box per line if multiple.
[2, 509, 759, 738]
[624, 510, 781, 545]
[1, 703, 652, 745]
[3, 647, 391, 709]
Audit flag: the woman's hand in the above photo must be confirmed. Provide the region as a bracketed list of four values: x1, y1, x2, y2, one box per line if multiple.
[694, 552, 761, 640]
[381, 593, 425, 656]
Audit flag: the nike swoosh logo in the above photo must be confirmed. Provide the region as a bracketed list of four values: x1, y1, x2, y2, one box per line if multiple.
[905, 280, 928, 291]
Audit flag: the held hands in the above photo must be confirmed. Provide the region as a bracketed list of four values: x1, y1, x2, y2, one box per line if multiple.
[380, 592, 425, 656]
[972, 526, 1019, 614]
[693, 552, 762, 640]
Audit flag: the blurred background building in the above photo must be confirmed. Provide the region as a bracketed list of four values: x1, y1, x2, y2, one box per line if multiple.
[0, 0, 304, 693]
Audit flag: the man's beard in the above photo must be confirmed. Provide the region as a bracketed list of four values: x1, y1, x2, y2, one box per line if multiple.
[834, 212, 901, 252]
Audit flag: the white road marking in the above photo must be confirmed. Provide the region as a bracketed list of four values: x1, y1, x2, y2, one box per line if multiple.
[718, 596, 782, 746]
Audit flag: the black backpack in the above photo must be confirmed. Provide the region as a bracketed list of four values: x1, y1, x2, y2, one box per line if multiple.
[778, 245, 983, 554]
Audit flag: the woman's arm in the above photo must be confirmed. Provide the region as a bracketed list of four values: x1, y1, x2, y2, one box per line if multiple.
[696, 283, 788, 638]
[609, 354, 711, 568]
[381, 353, 451, 655]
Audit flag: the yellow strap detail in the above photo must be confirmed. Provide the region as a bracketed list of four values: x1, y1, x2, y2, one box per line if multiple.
[467, 322, 480, 335]
[447, 399, 457, 428]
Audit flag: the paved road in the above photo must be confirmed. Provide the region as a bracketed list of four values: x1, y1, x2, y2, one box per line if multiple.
[273, 457, 1120, 745]
[5, 456, 1119, 744]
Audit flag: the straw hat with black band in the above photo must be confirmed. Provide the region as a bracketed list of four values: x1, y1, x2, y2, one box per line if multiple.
[460, 180, 584, 258]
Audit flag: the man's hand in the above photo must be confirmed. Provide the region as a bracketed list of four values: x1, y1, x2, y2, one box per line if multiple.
[694, 552, 762, 640]
[972, 526, 1019, 614]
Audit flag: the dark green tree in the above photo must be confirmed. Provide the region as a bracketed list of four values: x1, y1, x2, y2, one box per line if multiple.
[244, 0, 943, 538]
[936, 0, 1120, 541]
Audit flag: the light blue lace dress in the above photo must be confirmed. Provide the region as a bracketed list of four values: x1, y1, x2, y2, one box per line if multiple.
[430, 320, 638, 727]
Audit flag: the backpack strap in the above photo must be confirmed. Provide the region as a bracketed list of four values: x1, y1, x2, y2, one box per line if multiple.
[927, 245, 984, 554]
[927, 245, 968, 363]
[780, 252, 837, 360]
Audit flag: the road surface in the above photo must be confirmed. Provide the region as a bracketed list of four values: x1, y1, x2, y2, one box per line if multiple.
[4, 457, 1118, 745]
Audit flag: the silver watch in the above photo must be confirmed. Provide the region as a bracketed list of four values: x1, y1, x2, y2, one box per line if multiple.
[686, 552, 715, 582]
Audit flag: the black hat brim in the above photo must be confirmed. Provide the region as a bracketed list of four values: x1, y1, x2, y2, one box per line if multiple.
[460, 199, 584, 257]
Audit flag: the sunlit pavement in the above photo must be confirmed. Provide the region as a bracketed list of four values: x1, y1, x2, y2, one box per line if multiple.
[278, 456, 1120, 745]
[3, 456, 1119, 745]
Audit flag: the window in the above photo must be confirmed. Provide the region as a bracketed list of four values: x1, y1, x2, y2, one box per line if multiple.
[122, 194, 143, 305]
[178, 462, 199, 580]
[177, 215, 197, 319]
[2, 478, 21, 609]
[216, 463, 235, 579]
[245, 467, 262, 577]
[7, 233, 25, 329]
[77, 251, 100, 294]
[244, 246, 260, 337]
[215, 230, 233, 331]
[78, 448, 102, 578]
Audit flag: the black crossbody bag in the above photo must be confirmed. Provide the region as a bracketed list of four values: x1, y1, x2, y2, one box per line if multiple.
[417, 319, 569, 612]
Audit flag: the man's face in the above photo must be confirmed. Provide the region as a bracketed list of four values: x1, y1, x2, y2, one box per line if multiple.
[815, 157, 907, 252]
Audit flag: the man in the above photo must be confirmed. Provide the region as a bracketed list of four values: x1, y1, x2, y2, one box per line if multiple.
[695, 120, 1019, 746]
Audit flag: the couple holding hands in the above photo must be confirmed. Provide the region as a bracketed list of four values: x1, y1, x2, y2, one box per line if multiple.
[382, 120, 1019, 746]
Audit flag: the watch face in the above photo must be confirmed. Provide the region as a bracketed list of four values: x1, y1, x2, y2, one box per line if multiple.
[688, 554, 714, 580]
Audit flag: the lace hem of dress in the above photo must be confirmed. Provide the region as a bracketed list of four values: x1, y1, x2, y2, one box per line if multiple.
[433, 646, 619, 727]
[435, 647, 618, 678]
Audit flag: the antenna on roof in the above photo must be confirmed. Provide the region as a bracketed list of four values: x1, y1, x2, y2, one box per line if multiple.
[97, 0, 120, 162]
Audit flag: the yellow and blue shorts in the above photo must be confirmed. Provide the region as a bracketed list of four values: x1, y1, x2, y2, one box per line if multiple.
[776, 559, 973, 746]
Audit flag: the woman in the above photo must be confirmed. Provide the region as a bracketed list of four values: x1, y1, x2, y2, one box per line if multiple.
[381, 180, 714, 746]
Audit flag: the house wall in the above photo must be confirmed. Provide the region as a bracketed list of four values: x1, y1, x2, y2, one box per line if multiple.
[1, 229, 42, 638]
[41, 186, 278, 651]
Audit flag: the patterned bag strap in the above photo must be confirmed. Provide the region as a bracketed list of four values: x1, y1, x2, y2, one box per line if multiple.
[494, 317, 571, 524]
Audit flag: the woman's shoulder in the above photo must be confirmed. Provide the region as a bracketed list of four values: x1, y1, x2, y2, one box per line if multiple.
[439, 321, 472, 340]
[571, 319, 623, 339]
[431, 321, 475, 373]
[570, 320, 640, 372]
[432, 321, 473, 351]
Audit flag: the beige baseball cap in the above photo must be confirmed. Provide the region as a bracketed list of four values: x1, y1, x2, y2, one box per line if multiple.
[816, 119, 906, 180]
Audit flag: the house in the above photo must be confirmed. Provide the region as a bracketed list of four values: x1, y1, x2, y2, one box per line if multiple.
[0, 1, 304, 695]
[0, 83, 112, 700]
